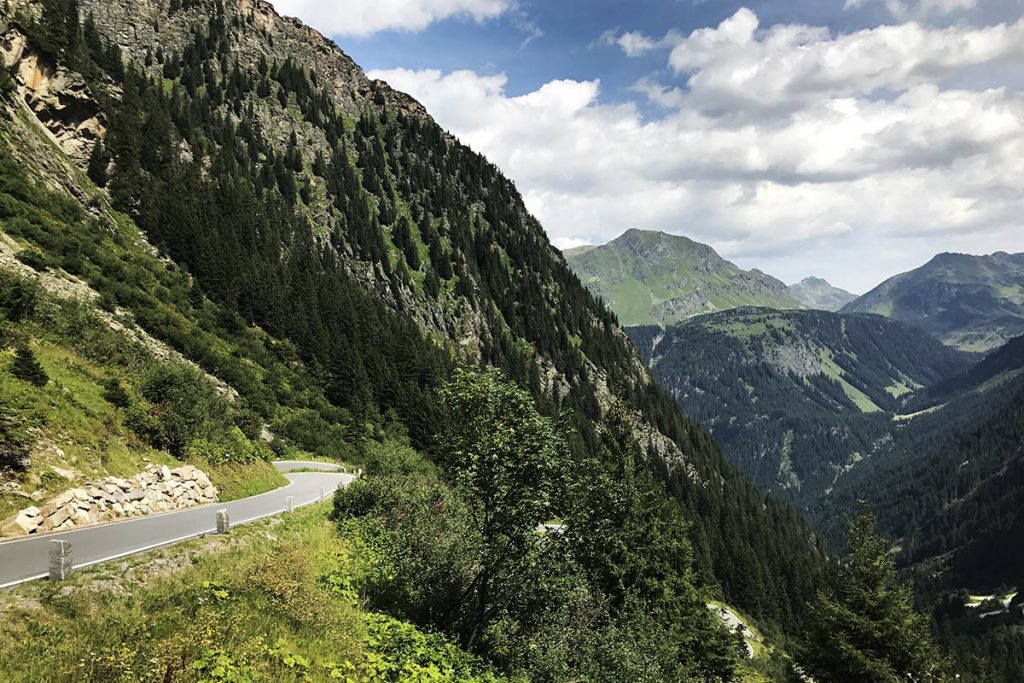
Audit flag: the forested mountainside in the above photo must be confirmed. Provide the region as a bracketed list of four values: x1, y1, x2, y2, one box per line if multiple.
[818, 339, 1024, 682]
[565, 229, 802, 326]
[841, 251, 1024, 352]
[0, 0, 829, 678]
[819, 334, 1024, 590]
[786, 276, 856, 311]
[628, 308, 970, 507]
[633, 307, 1024, 679]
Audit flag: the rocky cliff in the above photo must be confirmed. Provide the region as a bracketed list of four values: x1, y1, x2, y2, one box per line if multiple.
[1, 19, 105, 165]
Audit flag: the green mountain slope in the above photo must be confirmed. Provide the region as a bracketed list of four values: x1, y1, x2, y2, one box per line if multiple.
[628, 308, 971, 506]
[787, 276, 856, 311]
[565, 229, 802, 326]
[819, 334, 1024, 591]
[0, 0, 824, 672]
[841, 252, 1024, 352]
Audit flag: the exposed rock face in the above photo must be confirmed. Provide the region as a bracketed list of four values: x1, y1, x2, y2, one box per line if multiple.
[0, 25, 106, 165]
[0, 464, 218, 537]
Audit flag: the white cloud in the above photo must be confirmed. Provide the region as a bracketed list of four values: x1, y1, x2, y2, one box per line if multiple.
[599, 29, 684, 56]
[610, 9, 1024, 117]
[369, 9, 1024, 291]
[844, 0, 978, 20]
[269, 0, 511, 37]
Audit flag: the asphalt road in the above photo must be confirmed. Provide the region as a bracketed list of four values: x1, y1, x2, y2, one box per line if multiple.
[0, 461, 354, 588]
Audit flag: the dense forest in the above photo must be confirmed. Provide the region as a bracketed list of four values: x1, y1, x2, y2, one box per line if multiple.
[629, 308, 970, 506]
[634, 310, 1024, 680]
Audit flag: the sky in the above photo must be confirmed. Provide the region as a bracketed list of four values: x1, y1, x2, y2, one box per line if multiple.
[269, 0, 1024, 293]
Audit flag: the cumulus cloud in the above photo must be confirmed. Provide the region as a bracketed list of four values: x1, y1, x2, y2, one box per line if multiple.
[372, 66, 1024, 289]
[369, 9, 1024, 290]
[609, 9, 1024, 117]
[269, 0, 511, 36]
[598, 28, 684, 56]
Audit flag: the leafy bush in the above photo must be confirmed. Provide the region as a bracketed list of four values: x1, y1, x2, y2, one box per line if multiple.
[270, 408, 354, 461]
[363, 439, 437, 477]
[0, 396, 32, 471]
[101, 377, 132, 408]
[188, 649, 256, 683]
[186, 426, 269, 466]
[136, 361, 228, 456]
[0, 270, 39, 323]
[0, 65, 14, 99]
[15, 248, 50, 271]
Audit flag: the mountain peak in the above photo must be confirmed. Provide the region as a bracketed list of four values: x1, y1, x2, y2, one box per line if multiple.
[787, 277, 856, 311]
[565, 230, 801, 326]
[798, 276, 830, 286]
[842, 251, 1024, 351]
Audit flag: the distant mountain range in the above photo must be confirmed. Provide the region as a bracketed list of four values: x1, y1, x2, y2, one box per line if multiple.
[787, 277, 857, 311]
[628, 308, 971, 506]
[564, 229, 802, 326]
[842, 251, 1024, 352]
[568, 233, 1024, 353]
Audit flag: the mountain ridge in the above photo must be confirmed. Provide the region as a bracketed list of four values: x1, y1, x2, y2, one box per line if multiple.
[628, 307, 972, 505]
[0, 0, 822, 652]
[565, 228, 803, 326]
[787, 276, 857, 311]
[841, 250, 1024, 352]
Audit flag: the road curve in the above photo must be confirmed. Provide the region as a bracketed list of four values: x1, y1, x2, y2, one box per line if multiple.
[0, 461, 354, 589]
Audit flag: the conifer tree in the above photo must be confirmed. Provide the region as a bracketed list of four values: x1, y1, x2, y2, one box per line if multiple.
[86, 140, 110, 187]
[802, 508, 949, 682]
[10, 346, 48, 387]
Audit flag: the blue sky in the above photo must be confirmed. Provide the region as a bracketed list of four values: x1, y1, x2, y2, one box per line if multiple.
[272, 0, 1024, 292]
[337, 1, 892, 102]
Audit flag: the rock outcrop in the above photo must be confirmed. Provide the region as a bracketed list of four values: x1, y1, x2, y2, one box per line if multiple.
[0, 23, 106, 165]
[0, 464, 218, 537]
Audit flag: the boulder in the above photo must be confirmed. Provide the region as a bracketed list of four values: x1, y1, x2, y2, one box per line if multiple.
[1, 511, 40, 536]
[51, 492, 73, 507]
[49, 506, 71, 528]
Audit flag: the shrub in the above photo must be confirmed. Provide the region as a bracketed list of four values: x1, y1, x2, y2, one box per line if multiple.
[15, 248, 50, 271]
[136, 361, 228, 455]
[0, 270, 40, 322]
[101, 377, 132, 408]
[0, 398, 32, 471]
[0, 66, 13, 97]
[186, 426, 267, 465]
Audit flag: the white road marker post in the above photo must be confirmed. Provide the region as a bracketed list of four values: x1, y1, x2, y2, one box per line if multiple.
[48, 539, 73, 581]
[285, 496, 294, 513]
[216, 509, 229, 534]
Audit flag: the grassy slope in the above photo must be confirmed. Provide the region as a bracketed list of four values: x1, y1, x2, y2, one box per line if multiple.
[567, 231, 800, 326]
[0, 503, 501, 682]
